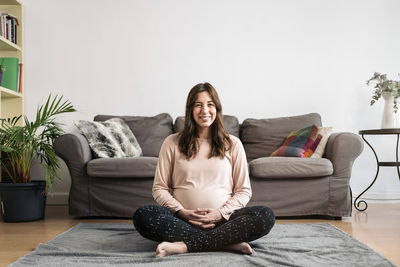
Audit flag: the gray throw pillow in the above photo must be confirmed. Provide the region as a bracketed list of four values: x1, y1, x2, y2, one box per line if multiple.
[74, 118, 142, 158]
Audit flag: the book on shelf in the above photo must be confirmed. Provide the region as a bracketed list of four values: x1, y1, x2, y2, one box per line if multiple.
[0, 12, 18, 45]
[18, 63, 22, 93]
[0, 57, 19, 92]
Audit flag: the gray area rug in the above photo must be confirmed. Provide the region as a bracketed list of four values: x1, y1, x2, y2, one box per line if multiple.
[10, 223, 395, 267]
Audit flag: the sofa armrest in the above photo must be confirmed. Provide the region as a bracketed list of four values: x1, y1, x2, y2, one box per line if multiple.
[324, 132, 364, 177]
[54, 132, 92, 216]
[54, 132, 92, 165]
[323, 132, 363, 216]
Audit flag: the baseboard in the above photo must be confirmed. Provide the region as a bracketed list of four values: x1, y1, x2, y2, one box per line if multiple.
[46, 192, 68, 205]
[353, 192, 400, 203]
[46, 192, 400, 205]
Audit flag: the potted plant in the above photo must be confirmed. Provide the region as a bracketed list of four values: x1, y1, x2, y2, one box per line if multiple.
[0, 95, 76, 222]
[367, 72, 400, 128]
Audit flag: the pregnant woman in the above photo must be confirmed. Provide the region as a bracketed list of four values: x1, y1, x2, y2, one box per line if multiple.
[133, 82, 275, 257]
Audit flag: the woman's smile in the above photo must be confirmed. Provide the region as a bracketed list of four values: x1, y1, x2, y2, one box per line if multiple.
[199, 115, 211, 122]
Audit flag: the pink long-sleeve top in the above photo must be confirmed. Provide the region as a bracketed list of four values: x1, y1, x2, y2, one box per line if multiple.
[152, 133, 252, 220]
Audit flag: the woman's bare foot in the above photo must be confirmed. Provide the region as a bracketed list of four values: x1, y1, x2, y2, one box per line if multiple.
[155, 241, 188, 258]
[224, 242, 253, 255]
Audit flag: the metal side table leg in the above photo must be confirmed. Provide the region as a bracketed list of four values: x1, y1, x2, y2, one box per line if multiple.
[354, 135, 380, 211]
[396, 134, 400, 181]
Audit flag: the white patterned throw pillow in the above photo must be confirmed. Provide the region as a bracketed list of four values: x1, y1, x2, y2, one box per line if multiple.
[74, 118, 142, 158]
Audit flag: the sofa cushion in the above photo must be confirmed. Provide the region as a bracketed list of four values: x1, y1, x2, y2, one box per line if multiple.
[87, 157, 158, 178]
[94, 113, 173, 157]
[249, 157, 333, 178]
[174, 115, 240, 137]
[240, 113, 322, 161]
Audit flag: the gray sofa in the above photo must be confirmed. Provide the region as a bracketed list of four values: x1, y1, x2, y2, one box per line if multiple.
[54, 112, 363, 219]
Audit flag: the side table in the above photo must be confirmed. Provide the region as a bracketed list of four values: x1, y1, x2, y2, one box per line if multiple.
[355, 129, 400, 211]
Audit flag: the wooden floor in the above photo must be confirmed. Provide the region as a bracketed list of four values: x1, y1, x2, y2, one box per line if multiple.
[1, 203, 399, 266]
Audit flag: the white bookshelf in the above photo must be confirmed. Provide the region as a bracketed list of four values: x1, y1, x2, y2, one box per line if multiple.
[0, 0, 23, 124]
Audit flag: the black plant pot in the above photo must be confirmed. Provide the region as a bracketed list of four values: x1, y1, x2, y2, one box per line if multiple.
[0, 181, 47, 222]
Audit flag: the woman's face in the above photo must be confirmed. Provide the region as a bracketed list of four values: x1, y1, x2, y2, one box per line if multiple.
[192, 91, 217, 130]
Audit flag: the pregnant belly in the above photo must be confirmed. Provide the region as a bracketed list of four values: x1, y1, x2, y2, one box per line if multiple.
[173, 188, 231, 210]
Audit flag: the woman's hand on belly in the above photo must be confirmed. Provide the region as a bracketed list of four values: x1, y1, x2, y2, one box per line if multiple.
[177, 208, 217, 230]
[189, 208, 223, 227]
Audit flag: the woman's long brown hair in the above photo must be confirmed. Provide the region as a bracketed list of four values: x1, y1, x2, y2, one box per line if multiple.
[178, 82, 232, 159]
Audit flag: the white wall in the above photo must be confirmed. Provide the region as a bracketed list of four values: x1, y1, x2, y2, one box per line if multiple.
[20, 0, 400, 204]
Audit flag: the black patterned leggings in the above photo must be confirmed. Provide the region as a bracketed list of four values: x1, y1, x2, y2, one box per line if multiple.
[132, 205, 275, 252]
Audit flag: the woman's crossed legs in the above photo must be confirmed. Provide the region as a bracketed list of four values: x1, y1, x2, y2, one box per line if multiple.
[133, 205, 275, 257]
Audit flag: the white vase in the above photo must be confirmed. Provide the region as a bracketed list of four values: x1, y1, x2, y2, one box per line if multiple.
[381, 92, 395, 129]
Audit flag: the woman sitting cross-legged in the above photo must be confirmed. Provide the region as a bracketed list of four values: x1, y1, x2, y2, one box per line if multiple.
[133, 82, 275, 257]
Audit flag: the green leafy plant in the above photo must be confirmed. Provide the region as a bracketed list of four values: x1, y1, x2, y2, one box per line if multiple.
[0, 95, 76, 192]
[367, 72, 400, 113]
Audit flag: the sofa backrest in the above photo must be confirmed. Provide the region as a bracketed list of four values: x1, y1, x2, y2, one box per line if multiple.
[92, 113, 322, 161]
[240, 113, 322, 162]
[94, 113, 173, 157]
[174, 115, 240, 137]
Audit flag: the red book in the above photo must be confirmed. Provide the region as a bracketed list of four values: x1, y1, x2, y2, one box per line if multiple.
[18, 63, 22, 93]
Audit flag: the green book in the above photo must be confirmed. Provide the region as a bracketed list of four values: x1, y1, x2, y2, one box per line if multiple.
[0, 57, 19, 92]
